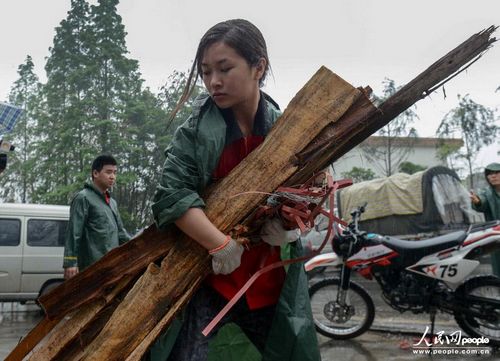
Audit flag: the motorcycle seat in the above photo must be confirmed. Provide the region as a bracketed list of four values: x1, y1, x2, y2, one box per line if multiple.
[380, 230, 467, 263]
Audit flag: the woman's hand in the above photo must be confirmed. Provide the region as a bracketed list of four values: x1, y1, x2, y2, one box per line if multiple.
[209, 236, 244, 274]
[175, 208, 244, 274]
[260, 218, 300, 246]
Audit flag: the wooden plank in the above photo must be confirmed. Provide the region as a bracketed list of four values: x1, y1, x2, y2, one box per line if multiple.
[14, 26, 497, 361]
[4, 317, 60, 361]
[288, 26, 498, 186]
[39, 224, 174, 320]
[79, 240, 210, 361]
[38, 67, 359, 320]
[39, 23, 497, 319]
[287, 86, 379, 186]
[125, 277, 202, 361]
[203, 66, 361, 231]
[23, 275, 135, 361]
[76, 67, 360, 361]
[329, 25, 498, 162]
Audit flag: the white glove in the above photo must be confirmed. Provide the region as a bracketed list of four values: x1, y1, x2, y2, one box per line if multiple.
[209, 237, 244, 275]
[260, 218, 300, 246]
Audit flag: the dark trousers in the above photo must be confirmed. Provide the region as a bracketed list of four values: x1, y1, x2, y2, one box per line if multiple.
[167, 285, 275, 361]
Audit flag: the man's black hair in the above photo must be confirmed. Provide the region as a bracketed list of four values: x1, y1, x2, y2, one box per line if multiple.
[91, 155, 117, 177]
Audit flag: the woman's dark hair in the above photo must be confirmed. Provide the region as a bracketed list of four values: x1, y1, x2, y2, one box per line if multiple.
[195, 19, 270, 87]
[169, 19, 270, 122]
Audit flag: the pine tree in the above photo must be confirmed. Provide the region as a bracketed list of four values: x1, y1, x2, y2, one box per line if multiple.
[36, 0, 94, 204]
[9, 0, 202, 231]
[85, 0, 153, 229]
[118, 71, 202, 229]
[87, 0, 143, 153]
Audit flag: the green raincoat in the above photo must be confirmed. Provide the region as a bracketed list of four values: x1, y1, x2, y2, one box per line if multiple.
[150, 93, 320, 361]
[63, 182, 130, 271]
[472, 164, 500, 276]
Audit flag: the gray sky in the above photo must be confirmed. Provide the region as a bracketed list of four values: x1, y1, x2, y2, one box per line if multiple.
[1, 0, 499, 167]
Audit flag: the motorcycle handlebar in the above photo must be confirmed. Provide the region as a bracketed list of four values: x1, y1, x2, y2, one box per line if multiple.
[348, 203, 367, 235]
[333, 204, 368, 257]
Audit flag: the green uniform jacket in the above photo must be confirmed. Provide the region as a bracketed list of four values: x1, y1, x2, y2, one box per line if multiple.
[472, 185, 500, 276]
[472, 185, 500, 221]
[63, 182, 130, 271]
[151, 94, 320, 361]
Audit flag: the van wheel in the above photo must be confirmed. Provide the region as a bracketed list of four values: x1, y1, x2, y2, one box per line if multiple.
[37, 280, 64, 314]
[38, 280, 64, 300]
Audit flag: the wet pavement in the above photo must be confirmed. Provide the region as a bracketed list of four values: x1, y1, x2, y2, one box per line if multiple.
[313, 264, 499, 360]
[1, 264, 499, 360]
[0, 302, 41, 360]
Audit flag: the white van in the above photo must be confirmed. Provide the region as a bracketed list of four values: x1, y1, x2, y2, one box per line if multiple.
[0, 203, 69, 302]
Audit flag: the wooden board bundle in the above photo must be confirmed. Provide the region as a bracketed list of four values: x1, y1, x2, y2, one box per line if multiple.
[7, 25, 497, 361]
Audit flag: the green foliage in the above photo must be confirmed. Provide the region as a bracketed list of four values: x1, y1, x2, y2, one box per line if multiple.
[35, 0, 93, 205]
[1, 0, 203, 231]
[341, 167, 376, 183]
[435, 140, 462, 171]
[361, 78, 419, 176]
[436, 94, 498, 188]
[0, 55, 41, 203]
[398, 161, 426, 175]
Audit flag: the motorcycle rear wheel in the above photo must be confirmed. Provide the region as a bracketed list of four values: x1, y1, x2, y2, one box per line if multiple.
[454, 275, 500, 347]
[309, 278, 375, 339]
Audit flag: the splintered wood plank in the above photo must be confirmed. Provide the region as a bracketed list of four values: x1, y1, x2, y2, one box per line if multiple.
[79, 240, 210, 361]
[39, 224, 175, 320]
[24, 275, 135, 361]
[204, 67, 360, 231]
[76, 67, 359, 361]
[4, 317, 60, 361]
[124, 277, 202, 361]
[17, 26, 497, 361]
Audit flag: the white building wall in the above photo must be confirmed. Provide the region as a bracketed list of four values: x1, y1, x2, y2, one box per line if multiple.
[332, 145, 447, 179]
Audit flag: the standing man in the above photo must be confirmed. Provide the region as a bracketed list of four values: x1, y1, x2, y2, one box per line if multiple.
[63, 154, 130, 279]
[470, 162, 500, 276]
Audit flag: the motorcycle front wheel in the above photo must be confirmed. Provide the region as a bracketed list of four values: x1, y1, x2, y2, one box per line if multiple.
[454, 275, 500, 347]
[309, 278, 375, 339]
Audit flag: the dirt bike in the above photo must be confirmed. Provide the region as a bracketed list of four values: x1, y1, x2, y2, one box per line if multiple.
[305, 204, 500, 345]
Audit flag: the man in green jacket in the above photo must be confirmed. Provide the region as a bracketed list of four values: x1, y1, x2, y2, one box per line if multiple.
[63, 154, 130, 279]
[470, 162, 500, 276]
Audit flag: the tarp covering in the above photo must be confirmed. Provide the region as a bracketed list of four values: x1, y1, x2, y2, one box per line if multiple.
[337, 166, 483, 236]
[338, 171, 424, 221]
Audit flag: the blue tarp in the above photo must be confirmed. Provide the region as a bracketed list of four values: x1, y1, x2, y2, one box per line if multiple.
[0, 102, 23, 135]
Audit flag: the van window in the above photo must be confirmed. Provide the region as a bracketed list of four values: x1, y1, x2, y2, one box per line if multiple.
[27, 219, 68, 247]
[0, 218, 21, 246]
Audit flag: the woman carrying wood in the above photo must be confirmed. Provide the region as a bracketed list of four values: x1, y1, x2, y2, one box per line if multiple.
[151, 19, 320, 361]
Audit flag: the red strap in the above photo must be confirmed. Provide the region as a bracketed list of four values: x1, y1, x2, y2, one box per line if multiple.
[202, 254, 312, 336]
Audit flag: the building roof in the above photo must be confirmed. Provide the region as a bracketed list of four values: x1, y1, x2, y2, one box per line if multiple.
[361, 136, 463, 148]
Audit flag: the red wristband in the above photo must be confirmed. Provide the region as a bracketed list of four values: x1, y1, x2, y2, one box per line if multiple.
[209, 235, 231, 255]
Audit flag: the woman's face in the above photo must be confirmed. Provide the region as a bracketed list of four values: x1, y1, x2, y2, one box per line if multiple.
[200, 41, 264, 110]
